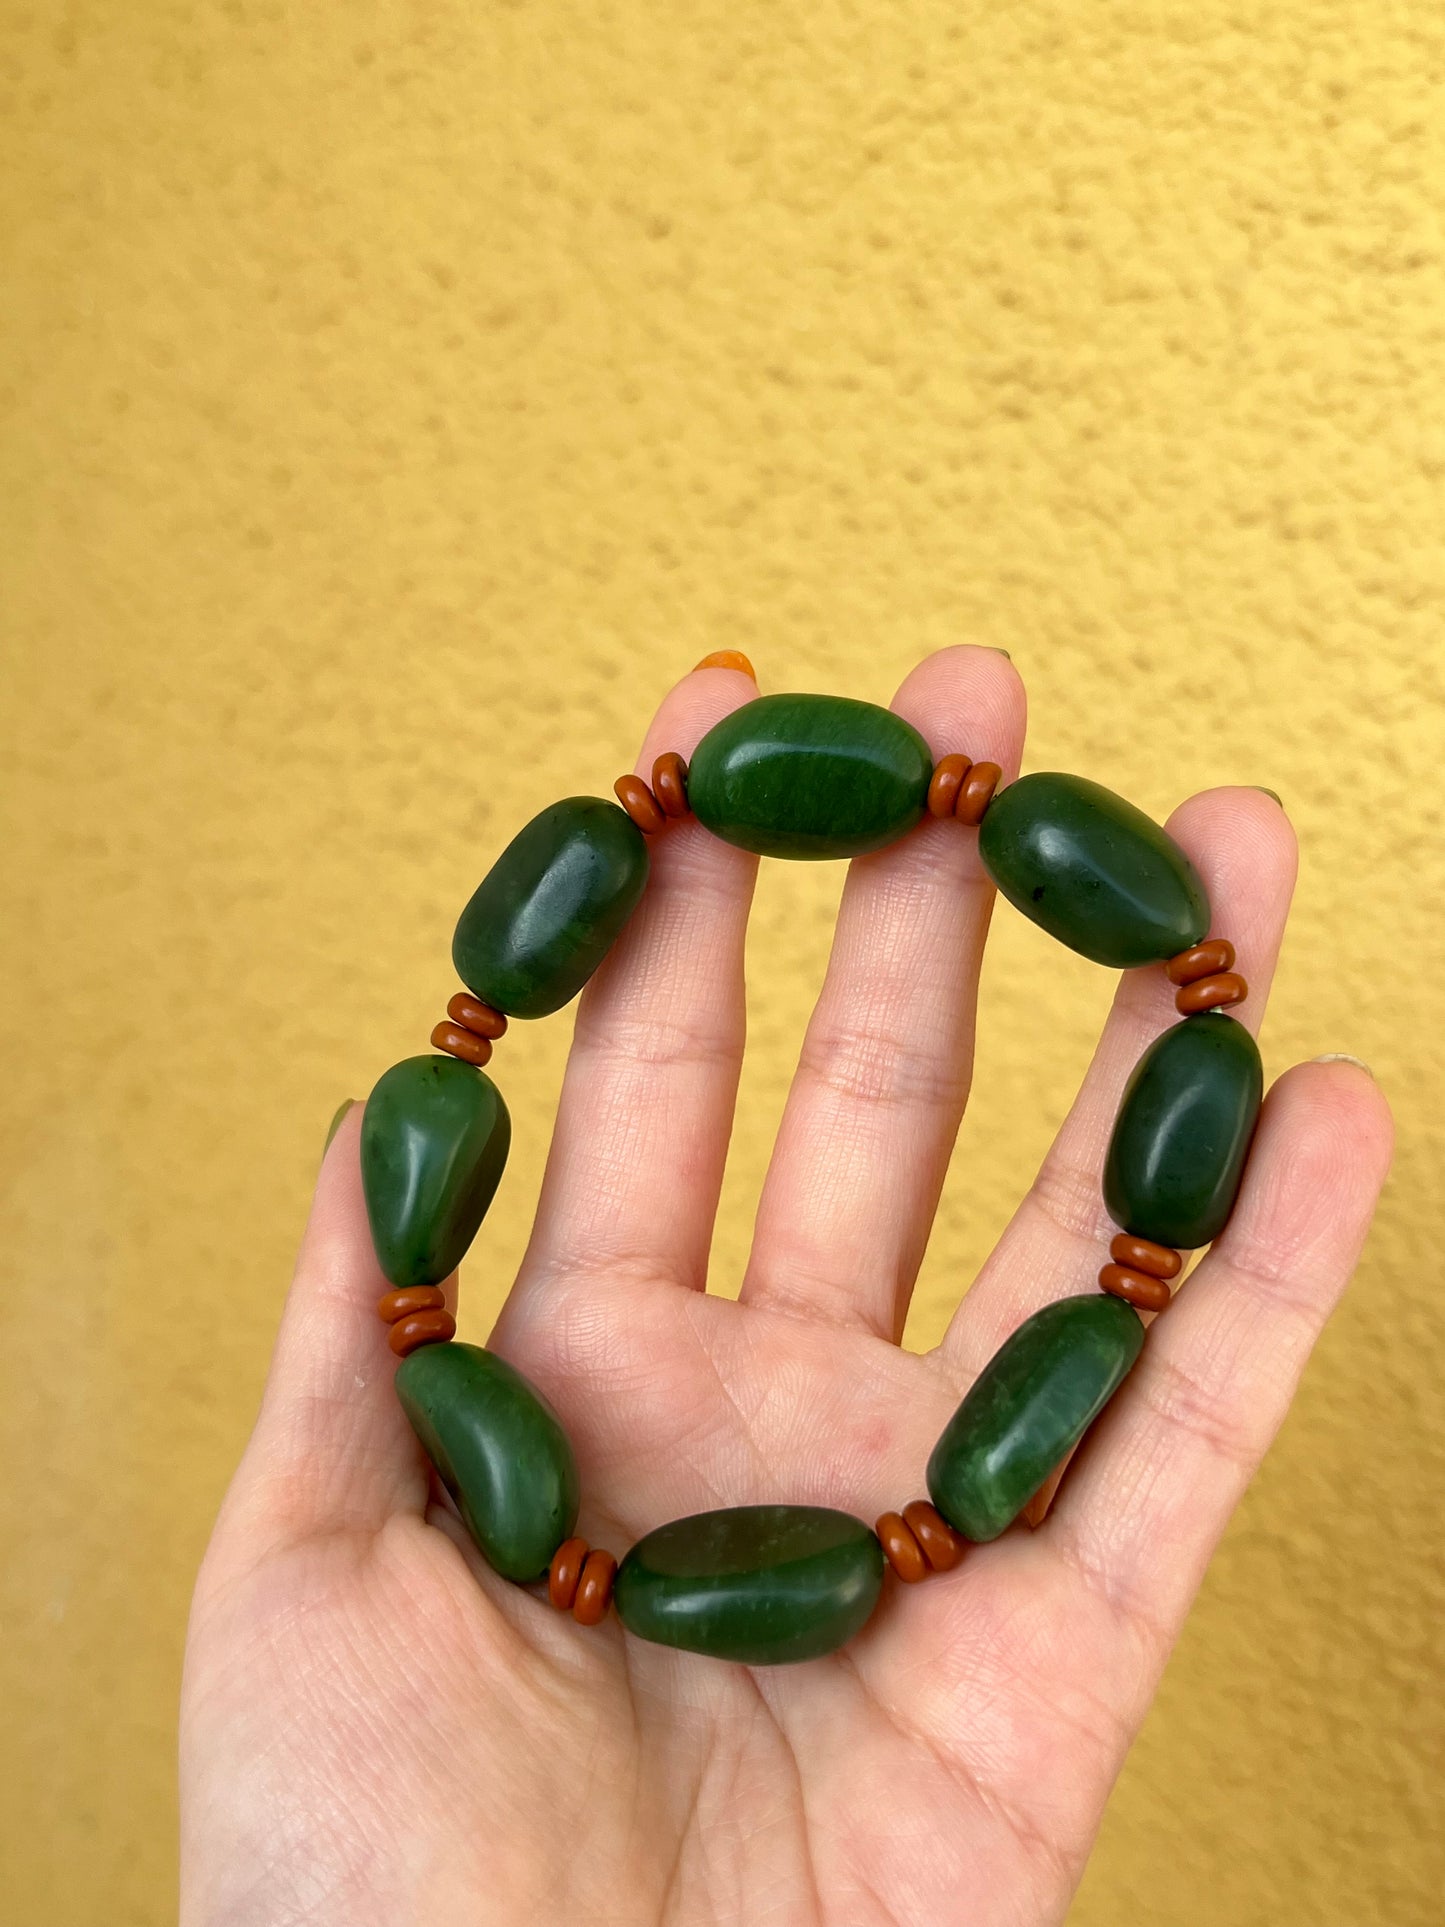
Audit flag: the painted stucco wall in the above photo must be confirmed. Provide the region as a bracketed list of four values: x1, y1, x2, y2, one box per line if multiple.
[2, 4, 1441, 1920]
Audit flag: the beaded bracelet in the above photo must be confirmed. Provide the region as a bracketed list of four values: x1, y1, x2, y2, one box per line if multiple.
[357, 650, 1262, 1666]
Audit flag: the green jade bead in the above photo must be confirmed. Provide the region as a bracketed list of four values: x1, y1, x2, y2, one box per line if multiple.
[452, 796, 649, 1019]
[1104, 1010, 1264, 1250]
[978, 772, 1210, 967]
[927, 1294, 1145, 1542]
[688, 693, 933, 859]
[613, 1505, 885, 1664]
[360, 1055, 511, 1291]
[395, 1343, 580, 1582]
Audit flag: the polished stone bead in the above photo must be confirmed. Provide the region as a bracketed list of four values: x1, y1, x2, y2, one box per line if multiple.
[394, 1342, 580, 1582]
[687, 693, 933, 858]
[452, 797, 650, 1018]
[978, 772, 1210, 966]
[927, 1294, 1145, 1541]
[360, 1055, 511, 1290]
[613, 1505, 885, 1664]
[1104, 1010, 1264, 1249]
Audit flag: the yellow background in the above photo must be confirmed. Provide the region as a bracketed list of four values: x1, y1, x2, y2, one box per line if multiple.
[2, 4, 1442, 1920]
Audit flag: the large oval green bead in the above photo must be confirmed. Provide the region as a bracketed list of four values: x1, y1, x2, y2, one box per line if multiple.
[978, 772, 1210, 966]
[1104, 1011, 1264, 1249]
[927, 1294, 1145, 1542]
[452, 797, 649, 1018]
[687, 693, 933, 859]
[394, 1343, 580, 1582]
[360, 1055, 511, 1290]
[613, 1505, 885, 1664]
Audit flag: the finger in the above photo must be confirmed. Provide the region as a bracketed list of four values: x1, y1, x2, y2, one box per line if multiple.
[222, 1105, 434, 1551]
[738, 646, 1026, 1339]
[938, 785, 1298, 1371]
[503, 659, 760, 1314]
[1039, 1057, 1393, 1672]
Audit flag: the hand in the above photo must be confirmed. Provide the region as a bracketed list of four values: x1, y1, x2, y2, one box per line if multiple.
[180, 647, 1392, 1926]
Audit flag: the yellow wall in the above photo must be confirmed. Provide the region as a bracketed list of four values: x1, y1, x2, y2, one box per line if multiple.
[2, 4, 1441, 1920]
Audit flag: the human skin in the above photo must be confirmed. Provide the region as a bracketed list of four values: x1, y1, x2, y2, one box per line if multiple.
[180, 646, 1393, 1926]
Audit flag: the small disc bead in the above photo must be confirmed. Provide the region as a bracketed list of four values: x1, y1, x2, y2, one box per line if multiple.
[1175, 970, 1248, 1015]
[876, 1511, 929, 1583]
[430, 1020, 493, 1067]
[1109, 1233, 1181, 1279]
[446, 992, 508, 1039]
[1098, 1263, 1173, 1313]
[548, 1536, 589, 1611]
[876, 1500, 969, 1581]
[574, 1549, 619, 1625]
[1165, 938, 1236, 986]
[651, 751, 690, 819]
[927, 753, 972, 819]
[614, 773, 667, 835]
[548, 1537, 617, 1622]
[956, 761, 1002, 826]
[902, 1500, 968, 1572]
[377, 1285, 447, 1323]
[388, 1307, 457, 1356]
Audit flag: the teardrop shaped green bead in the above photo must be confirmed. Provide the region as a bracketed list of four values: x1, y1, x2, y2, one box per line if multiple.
[452, 796, 650, 1018]
[394, 1343, 579, 1582]
[613, 1505, 885, 1664]
[688, 693, 933, 859]
[360, 1054, 511, 1290]
[978, 772, 1210, 966]
[1103, 1011, 1264, 1249]
[927, 1294, 1145, 1542]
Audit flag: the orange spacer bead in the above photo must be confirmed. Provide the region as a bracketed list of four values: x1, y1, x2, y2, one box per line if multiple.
[1099, 1263, 1173, 1313]
[902, 1499, 968, 1573]
[446, 992, 507, 1039]
[694, 649, 755, 678]
[377, 1285, 447, 1325]
[548, 1537, 589, 1612]
[431, 1020, 493, 1068]
[1165, 938, 1236, 986]
[388, 1308, 457, 1357]
[876, 1512, 929, 1583]
[573, 1549, 618, 1625]
[927, 753, 972, 819]
[614, 773, 667, 835]
[1109, 1233, 1181, 1280]
[651, 751, 690, 818]
[1175, 970, 1248, 1016]
[955, 761, 1002, 826]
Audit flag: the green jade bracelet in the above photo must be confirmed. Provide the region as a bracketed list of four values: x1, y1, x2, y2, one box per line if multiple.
[356, 652, 1263, 1666]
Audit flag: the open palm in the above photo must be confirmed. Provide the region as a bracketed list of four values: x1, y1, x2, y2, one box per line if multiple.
[181, 648, 1392, 1926]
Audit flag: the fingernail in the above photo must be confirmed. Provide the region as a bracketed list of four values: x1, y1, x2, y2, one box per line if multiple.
[693, 649, 756, 678]
[1310, 1053, 1374, 1079]
[988, 646, 1012, 659]
[322, 1098, 357, 1156]
[1250, 786, 1284, 806]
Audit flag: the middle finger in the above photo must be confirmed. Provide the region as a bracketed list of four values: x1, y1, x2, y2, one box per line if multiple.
[738, 645, 1026, 1340]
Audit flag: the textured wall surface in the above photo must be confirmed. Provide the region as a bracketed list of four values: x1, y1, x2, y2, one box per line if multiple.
[2, 4, 1442, 1921]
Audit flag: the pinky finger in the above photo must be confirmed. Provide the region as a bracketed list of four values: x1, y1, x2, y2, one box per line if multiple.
[1038, 1056, 1393, 1662]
